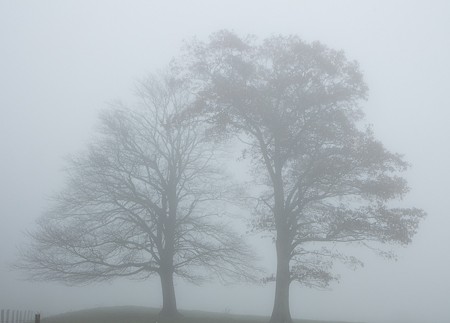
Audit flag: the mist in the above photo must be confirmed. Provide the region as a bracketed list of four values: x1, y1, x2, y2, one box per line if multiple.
[1, 2, 450, 323]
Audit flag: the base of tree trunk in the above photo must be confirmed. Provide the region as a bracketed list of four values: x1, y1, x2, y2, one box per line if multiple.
[158, 308, 183, 319]
[269, 311, 293, 323]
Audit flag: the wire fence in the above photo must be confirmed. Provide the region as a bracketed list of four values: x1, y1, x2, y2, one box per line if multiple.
[0, 310, 40, 323]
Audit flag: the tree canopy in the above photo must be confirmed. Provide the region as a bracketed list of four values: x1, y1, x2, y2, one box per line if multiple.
[18, 72, 255, 317]
[177, 30, 426, 323]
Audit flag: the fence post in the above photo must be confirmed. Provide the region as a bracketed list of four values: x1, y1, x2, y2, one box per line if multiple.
[1, 309, 4, 323]
[34, 314, 40, 323]
[6, 310, 9, 323]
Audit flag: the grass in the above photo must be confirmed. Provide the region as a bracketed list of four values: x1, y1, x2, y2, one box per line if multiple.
[41, 306, 363, 323]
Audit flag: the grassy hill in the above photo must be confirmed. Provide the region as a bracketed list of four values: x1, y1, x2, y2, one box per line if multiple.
[41, 306, 363, 323]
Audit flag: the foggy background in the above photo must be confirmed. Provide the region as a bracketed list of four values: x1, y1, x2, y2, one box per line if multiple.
[1, 1, 449, 323]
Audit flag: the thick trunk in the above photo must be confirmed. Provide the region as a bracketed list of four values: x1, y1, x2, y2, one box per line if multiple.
[159, 269, 180, 317]
[270, 237, 292, 323]
[159, 182, 180, 318]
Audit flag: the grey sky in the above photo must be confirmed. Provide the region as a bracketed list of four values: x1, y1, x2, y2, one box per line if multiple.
[1, 1, 449, 323]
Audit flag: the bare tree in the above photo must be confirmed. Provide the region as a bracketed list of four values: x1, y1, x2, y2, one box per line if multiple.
[17, 72, 256, 318]
[177, 31, 426, 323]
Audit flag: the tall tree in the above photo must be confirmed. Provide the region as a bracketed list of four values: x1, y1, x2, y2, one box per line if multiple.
[17, 72, 255, 318]
[178, 31, 426, 323]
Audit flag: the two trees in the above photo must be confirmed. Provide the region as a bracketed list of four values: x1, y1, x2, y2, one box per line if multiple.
[20, 31, 425, 323]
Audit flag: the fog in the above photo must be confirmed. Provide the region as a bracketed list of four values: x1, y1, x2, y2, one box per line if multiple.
[1, 1, 449, 323]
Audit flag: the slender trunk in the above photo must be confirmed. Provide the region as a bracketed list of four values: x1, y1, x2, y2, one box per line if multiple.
[270, 148, 292, 323]
[159, 269, 180, 317]
[270, 235, 292, 323]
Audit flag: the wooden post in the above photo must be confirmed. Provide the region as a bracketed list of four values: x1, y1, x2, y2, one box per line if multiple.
[1, 309, 4, 323]
[5, 310, 9, 323]
[34, 314, 40, 323]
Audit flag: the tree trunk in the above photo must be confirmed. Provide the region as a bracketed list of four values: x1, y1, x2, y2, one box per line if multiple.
[269, 237, 292, 323]
[159, 182, 181, 318]
[159, 269, 180, 318]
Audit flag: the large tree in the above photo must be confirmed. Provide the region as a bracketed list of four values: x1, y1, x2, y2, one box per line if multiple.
[18, 73, 255, 317]
[177, 31, 426, 323]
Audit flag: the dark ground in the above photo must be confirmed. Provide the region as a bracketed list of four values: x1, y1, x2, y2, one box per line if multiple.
[41, 306, 364, 323]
